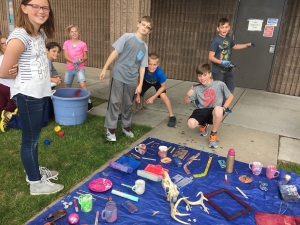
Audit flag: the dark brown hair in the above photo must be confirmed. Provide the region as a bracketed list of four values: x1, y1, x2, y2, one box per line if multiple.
[196, 63, 211, 75]
[218, 18, 230, 27]
[16, 0, 55, 38]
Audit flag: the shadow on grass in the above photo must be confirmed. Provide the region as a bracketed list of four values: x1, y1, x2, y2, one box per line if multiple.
[0, 114, 151, 225]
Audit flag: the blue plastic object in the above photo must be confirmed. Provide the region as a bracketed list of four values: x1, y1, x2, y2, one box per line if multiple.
[44, 139, 51, 145]
[51, 88, 90, 126]
[221, 60, 230, 67]
[109, 156, 141, 173]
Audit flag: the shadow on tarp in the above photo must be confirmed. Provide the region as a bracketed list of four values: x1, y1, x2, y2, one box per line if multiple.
[28, 137, 300, 225]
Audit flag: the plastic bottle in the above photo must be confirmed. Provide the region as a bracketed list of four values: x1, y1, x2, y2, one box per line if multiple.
[226, 148, 235, 173]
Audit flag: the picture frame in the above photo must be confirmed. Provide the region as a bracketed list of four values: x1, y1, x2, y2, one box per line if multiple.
[204, 188, 253, 221]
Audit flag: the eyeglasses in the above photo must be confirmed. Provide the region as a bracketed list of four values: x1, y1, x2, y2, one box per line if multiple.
[25, 4, 51, 13]
[140, 22, 152, 31]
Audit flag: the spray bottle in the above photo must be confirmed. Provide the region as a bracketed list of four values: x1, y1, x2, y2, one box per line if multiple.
[226, 148, 235, 173]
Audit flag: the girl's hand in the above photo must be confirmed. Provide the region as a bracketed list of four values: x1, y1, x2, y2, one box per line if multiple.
[8, 63, 18, 77]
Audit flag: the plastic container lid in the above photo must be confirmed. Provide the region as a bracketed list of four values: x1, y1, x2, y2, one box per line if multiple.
[228, 148, 235, 156]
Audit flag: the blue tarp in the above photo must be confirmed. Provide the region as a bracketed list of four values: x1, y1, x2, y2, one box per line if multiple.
[28, 137, 300, 225]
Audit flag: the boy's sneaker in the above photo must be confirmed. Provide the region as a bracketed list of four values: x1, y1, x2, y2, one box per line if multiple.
[167, 116, 176, 127]
[209, 134, 219, 149]
[106, 129, 116, 141]
[122, 127, 134, 138]
[30, 175, 64, 195]
[88, 102, 94, 112]
[199, 124, 209, 136]
[0, 110, 12, 132]
[25, 166, 59, 182]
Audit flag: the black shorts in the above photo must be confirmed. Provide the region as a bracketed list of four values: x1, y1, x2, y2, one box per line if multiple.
[140, 80, 166, 98]
[189, 108, 215, 126]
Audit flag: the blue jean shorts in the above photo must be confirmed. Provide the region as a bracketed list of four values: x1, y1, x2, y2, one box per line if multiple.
[64, 69, 86, 84]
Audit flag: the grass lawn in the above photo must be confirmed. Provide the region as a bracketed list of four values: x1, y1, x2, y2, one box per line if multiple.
[278, 161, 300, 175]
[0, 97, 152, 225]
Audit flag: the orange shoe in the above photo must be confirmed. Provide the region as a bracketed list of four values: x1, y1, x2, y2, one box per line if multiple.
[199, 124, 209, 136]
[209, 134, 219, 149]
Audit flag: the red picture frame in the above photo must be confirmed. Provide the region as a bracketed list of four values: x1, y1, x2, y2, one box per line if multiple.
[204, 188, 253, 221]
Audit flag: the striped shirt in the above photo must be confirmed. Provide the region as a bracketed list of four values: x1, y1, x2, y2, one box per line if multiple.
[8, 28, 51, 98]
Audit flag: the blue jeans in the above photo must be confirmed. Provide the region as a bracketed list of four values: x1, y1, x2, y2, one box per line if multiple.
[64, 69, 86, 85]
[14, 93, 49, 181]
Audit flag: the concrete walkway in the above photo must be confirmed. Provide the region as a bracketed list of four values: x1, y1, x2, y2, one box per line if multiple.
[53, 62, 300, 167]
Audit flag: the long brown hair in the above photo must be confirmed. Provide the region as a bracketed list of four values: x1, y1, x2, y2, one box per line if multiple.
[15, 0, 55, 38]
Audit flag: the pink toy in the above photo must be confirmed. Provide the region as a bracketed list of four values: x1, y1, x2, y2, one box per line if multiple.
[89, 178, 113, 192]
[68, 213, 80, 224]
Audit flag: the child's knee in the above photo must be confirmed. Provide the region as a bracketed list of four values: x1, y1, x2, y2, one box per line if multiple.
[187, 119, 198, 129]
[160, 93, 167, 100]
[213, 106, 224, 117]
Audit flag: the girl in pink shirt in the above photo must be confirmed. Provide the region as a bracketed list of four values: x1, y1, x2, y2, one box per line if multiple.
[63, 25, 93, 111]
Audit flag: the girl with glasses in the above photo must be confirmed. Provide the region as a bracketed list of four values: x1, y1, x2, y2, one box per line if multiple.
[0, 0, 63, 195]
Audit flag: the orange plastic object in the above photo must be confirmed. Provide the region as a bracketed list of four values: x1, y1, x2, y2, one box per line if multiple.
[144, 164, 169, 177]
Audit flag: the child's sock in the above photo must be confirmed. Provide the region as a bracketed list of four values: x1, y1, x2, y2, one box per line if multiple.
[108, 128, 116, 134]
[211, 131, 217, 136]
[123, 127, 131, 132]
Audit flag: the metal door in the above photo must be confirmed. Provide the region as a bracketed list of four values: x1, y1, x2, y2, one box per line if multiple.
[231, 0, 287, 90]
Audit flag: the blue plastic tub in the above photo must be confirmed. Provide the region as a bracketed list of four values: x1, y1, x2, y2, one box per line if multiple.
[51, 88, 90, 125]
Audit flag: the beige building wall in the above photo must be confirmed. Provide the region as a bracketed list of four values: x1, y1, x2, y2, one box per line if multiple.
[0, 0, 299, 96]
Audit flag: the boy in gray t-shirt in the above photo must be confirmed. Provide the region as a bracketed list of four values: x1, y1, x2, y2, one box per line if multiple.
[100, 16, 153, 141]
[184, 63, 233, 149]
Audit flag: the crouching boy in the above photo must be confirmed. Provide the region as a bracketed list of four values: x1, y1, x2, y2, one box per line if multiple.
[135, 53, 176, 127]
[184, 63, 233, 149]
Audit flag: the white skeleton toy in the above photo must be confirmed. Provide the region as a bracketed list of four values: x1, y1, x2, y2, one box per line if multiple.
[162, 171, 190, 225]
[162, 171, 210, 225]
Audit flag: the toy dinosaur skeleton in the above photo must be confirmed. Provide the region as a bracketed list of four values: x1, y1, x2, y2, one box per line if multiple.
[162, 171, 209, 225]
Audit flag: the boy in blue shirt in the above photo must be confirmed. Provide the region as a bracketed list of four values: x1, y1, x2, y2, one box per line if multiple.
[209, 17, 255, 94]
[100, 16, 153, 141]
[135, 53, 176, 127]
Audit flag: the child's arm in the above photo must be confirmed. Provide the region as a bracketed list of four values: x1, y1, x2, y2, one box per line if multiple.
[135, 79, 141, 103]
[208, 51, 222, 65]
[146, 82, 166, 104]
[209, 51, 235, 67]
[80, 51, 88, 62]
[184, 86, 194, 104]
[0, 39, 24, 78]
[232, 43, 253, 50]
[64, 49, 74, 63]
[99, 50, 119, 81]
[136, 67, 145, 94]
[223, 94, 234, 110]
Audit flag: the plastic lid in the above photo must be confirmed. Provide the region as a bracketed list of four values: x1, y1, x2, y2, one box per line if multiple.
[228, 148, 235, 156]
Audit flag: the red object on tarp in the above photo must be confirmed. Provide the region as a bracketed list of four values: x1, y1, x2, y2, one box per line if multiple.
[255, 212, 300, 225]
[144, 164, 169, 177]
